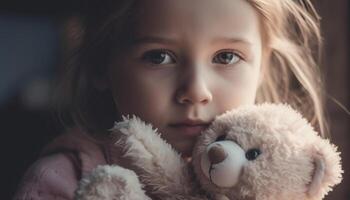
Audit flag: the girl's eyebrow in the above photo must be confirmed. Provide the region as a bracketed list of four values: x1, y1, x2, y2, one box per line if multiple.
[211, 37, 253, 46]
[131, 36, 177, 46]
[130, 35, 253, 46]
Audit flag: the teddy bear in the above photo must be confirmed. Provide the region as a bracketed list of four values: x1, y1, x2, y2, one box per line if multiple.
[74, 103, 343, 200]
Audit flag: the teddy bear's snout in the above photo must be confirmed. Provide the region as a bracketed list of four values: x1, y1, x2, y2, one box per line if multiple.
[208, 145, 227, 164]
[201, 141, 247, 188]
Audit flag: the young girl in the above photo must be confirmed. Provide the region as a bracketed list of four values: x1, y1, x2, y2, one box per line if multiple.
[14, 0, 327, 199]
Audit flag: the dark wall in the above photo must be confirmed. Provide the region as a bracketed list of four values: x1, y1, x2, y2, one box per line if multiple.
[0, 1, 77, 199]
[0, 0, 84, 16]
[316, 0, 350, 199]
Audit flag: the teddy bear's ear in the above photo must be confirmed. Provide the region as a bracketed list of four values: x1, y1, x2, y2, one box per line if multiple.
[307, 141, 343, 199]
[307, 153, 326, 197]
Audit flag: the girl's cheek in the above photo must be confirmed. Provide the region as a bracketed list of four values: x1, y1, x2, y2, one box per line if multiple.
[213, 66, 260, 106]
[215, 64, 259, 87]
[110, 65, 174, 113]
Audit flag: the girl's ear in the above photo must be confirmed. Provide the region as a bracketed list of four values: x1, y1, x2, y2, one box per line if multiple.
[307, 142, 342, 199]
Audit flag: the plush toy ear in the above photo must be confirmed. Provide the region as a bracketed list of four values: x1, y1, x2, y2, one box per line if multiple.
[307, 141, 343, 199]
[308, 153, 326, 197]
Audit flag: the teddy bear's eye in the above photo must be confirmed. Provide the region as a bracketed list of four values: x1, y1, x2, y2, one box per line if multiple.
[215, 134, 227, 142]
[245, 148, 261, 160]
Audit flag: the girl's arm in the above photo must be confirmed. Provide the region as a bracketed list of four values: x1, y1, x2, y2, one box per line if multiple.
[13, 153, 78, 200]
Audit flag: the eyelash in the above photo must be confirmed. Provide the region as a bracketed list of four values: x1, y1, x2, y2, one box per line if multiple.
[141, 49, 177, 66]
[141, 49, 244, 66]
[213, 49, 244, 65]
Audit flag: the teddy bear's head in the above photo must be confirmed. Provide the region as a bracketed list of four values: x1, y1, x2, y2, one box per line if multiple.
[192, 104, 342, 200]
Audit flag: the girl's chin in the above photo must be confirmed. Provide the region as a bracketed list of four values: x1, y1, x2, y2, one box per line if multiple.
[160, 130, 196, 157]
[173, 142, 195, 158]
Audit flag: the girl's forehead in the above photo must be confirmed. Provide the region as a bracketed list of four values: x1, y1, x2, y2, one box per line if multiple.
[130, 0, 261, 45]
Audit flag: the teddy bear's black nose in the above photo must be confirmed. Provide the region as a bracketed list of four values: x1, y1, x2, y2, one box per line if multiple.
[208, 144, 227, 164]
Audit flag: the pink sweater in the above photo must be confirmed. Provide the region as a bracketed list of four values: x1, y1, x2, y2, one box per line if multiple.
[13, 128, 123, 200]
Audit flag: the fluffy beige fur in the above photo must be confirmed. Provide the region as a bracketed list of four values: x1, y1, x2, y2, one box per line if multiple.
[75, 165, 151, 200]
[74, 103, 343, 200]
[192, 103, 343, 200]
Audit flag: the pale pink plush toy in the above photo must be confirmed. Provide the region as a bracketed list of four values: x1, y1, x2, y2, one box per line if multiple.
[74, 103, 343, 200]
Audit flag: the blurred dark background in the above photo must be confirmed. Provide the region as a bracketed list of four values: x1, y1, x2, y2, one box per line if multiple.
[0, 0, 349, 199]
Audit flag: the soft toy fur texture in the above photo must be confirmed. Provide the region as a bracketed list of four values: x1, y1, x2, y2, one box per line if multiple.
[74, 103, 343, 200]
[75, 165, 151, 200]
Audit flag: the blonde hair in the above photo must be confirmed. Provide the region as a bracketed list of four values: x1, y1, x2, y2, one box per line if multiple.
[56, 0, 328, 137]
[248, 0, 328, 137]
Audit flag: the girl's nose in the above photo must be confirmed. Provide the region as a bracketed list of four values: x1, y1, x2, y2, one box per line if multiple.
[175, 67, 213, 105]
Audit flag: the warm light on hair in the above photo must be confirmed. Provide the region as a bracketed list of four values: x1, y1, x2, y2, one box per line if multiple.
[248, 0, 328, 137]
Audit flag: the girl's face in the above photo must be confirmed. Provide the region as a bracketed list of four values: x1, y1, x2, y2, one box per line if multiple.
[108, 0, 263, 156]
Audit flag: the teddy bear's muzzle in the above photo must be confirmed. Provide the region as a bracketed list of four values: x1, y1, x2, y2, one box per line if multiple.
[208, 144, 228, 164]
[201, 141, 247, 188]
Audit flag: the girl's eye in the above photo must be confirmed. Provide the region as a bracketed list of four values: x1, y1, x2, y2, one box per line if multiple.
[142, 49, 176, 65]
[213, 51, 241, 65]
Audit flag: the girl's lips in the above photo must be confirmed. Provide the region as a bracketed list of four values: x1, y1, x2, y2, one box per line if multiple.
[169, 124, 209, 137]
